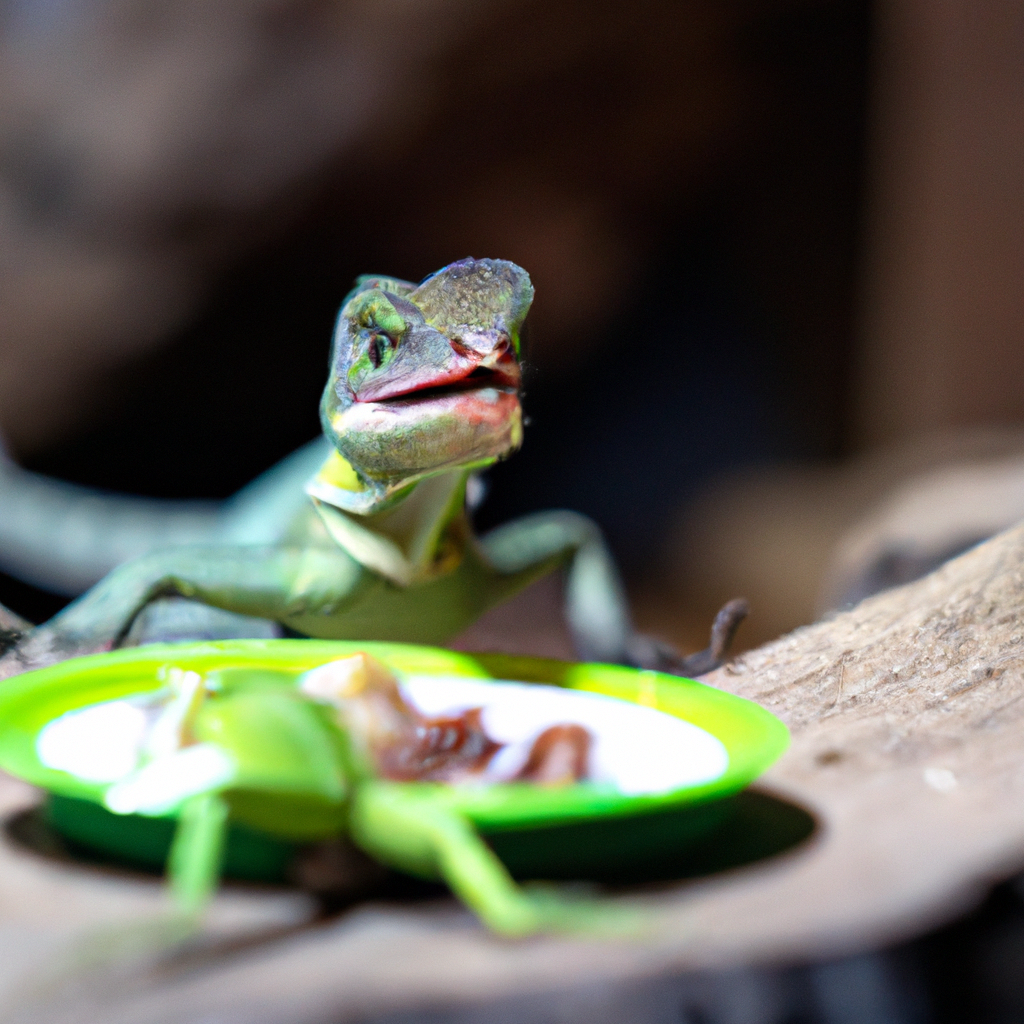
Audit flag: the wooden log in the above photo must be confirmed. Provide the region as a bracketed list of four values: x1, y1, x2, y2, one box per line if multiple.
[688, 518, 1024, 958]
[5, 525, 1024, 1021]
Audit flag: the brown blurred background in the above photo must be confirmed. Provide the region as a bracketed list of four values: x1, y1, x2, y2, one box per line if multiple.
[2, 0, 1023, 656]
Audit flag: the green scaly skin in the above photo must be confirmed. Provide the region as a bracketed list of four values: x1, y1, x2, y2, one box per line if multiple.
[0, 258, 732, 681]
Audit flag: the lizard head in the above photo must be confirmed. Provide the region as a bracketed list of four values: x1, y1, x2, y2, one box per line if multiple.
[321, 258, 531, 490]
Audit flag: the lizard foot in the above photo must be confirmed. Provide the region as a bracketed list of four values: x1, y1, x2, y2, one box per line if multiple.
[626, 597, 749, 677]
[0, 627, 114, 681]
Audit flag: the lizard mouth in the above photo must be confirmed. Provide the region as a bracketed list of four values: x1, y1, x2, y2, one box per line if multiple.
[352, 341, 521, 405]
[375, 365, 519, 407]
[328, 354, 523, 482]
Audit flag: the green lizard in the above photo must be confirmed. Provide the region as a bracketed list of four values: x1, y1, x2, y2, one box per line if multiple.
[0, 258, 744, 679]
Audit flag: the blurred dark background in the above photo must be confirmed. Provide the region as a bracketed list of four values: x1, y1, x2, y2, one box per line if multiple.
[5, 0, 1024, 643]
[0, 0, 873, 629]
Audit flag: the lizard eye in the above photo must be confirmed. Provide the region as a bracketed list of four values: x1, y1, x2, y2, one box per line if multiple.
[368, 332, 392, 368]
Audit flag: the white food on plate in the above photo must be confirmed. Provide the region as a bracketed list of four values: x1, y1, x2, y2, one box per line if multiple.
[104, 743, 235, 815]
[36, 670, 729, 800]
[400, 676, 728, 795]
[36, 701, 148, 783]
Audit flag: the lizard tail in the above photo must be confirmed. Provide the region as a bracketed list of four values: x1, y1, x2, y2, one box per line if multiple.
[0, 437, 331, 598]
[0, 458, 222, 596]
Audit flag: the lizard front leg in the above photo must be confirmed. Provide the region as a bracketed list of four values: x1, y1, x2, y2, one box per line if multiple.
[0, 544, 364, 679]
[481, 511, 746, 675]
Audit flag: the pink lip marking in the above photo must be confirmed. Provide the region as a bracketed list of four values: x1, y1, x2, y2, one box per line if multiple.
[354, 344, 520, 404]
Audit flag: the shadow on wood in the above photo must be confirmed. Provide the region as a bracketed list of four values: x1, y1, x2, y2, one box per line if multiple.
[4, 788, 816, 896]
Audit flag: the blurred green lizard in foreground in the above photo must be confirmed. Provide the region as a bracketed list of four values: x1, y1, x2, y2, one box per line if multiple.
[0, 258, 744, 679]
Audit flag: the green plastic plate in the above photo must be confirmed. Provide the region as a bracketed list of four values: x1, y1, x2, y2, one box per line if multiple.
[0, 639, 789, 882]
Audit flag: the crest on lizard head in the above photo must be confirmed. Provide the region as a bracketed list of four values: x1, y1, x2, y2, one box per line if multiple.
[321, 258, 532, 496]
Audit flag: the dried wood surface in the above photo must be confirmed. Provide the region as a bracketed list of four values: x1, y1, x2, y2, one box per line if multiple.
[6, 524, 1024, 1022]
